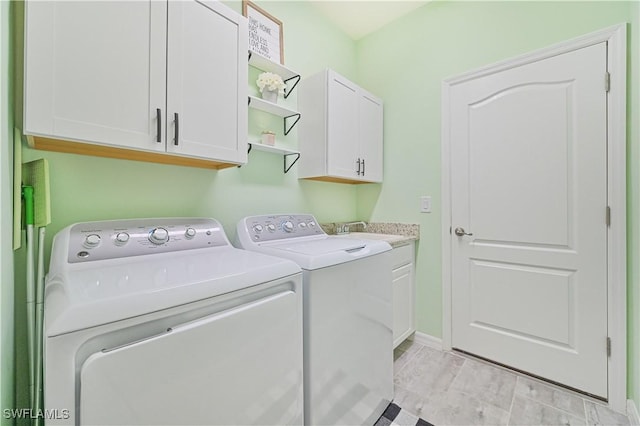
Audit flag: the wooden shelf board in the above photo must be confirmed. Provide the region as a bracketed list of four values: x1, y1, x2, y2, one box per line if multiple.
[248, 96, 299, 117]
[249, 142, 299, 156]
[248, 51, 298, 80]
[299, 175, 376, 185]
[28, 136, 241, 170]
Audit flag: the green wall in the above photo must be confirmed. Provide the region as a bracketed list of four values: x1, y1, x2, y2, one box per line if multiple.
[355, 0, 638, 408]
[1, 0, 14, 424]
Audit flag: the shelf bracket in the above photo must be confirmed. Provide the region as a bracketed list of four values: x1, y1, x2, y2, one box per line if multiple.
[284, 152, 300, 174]
[284, 75, 301, 99]
[284, 113, 301, 136]
[237, 143, 252, 168]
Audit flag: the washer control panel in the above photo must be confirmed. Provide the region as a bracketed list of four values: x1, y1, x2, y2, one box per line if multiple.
[67, 218, 227, 263]
[244, 214, 325, 242]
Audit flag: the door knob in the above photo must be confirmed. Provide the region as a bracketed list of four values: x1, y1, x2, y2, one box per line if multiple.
[454, 227, 473, 237]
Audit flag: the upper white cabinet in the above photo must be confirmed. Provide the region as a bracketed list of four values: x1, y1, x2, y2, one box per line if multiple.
[298, 69, 383, 184]
[23, 0, 247, 169]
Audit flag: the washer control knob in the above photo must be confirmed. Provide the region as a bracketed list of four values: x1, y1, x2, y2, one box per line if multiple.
[253, 224, 264, 233]
[308, 221, 316, 228]
[84, 234, 101, 248]
[185, 228, 196, 239]
[298, 222, 307, 229]
[267, 224, 276, 232]
[149, 227, 169, 245]
[115, 232, 130, 245]
[283, 221, 294, 233]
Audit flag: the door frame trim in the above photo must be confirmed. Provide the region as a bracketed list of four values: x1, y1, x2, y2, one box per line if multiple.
[441, 24, 627, 412]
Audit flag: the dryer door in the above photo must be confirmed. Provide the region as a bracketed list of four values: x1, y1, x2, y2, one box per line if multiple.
[79, 289, 303, 425]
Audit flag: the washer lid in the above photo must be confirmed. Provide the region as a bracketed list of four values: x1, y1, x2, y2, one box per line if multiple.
[258, 236, 392, 270]
[267, 237, 369, 255]
[44, 246, 301, 336]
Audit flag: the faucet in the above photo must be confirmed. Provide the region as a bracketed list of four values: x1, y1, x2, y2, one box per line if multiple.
[337, 221, 367, 235]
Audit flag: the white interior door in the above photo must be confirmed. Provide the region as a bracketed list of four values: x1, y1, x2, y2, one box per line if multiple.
[449, 42, 608, 397]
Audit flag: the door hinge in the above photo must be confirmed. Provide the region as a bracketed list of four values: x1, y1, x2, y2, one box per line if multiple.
[605, 72, 611, 93]
[607, 337, 611, 357]
[606, 206, 611, 227]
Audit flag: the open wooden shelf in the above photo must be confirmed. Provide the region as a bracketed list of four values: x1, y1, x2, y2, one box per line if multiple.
[248, 51, 300, 99]
[248, 96, 301, 136]
[248, 142, 300, 173]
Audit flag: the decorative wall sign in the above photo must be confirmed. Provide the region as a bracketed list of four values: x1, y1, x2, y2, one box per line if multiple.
[242, 1, 284, 64]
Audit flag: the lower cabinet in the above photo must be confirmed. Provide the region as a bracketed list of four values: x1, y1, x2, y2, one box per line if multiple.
[391, 242, 416, 348]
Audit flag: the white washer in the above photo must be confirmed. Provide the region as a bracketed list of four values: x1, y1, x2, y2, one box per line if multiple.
[236, 214, 393, 426]
[45, 218, 303, 426]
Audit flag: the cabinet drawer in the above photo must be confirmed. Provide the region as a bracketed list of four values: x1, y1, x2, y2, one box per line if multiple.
[391, 243, 414, 269]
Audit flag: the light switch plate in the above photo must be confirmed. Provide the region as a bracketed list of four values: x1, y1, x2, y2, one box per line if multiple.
[420, 196, 432, 213]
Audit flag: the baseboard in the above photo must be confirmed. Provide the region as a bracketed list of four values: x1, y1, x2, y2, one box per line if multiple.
[411, 331, 443, 350]
[627, 399, 640, 425]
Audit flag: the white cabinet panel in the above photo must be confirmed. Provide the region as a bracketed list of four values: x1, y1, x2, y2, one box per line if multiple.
[391, 242, 415, 348]
[359, 92, 384, 182]
[393, 263, 413, 348]
[24, 1, 166, 152]
[327, 74, 359, 179]
[299, 69, 383, 184]
[166, 0, 247, 163]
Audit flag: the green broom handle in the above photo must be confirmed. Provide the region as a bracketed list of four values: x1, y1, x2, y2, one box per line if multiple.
[23, 186, 34, 225]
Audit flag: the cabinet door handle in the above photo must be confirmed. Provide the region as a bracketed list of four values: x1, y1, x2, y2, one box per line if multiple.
[362, 158, 365, 176]
[174, 113, 179, 146]
[156, 108, 162, 143]
[356, 158, 361, 175]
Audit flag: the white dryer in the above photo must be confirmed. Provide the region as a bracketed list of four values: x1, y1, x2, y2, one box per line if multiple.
[236, 214, 393, 426]
[44, 218, 303, 425]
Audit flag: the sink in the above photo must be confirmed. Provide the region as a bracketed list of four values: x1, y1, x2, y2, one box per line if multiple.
[336, 232, 407, 244]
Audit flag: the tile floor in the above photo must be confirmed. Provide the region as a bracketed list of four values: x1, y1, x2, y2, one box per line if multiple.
[393, 339, 633, 426]
[374, 402, 433, 426]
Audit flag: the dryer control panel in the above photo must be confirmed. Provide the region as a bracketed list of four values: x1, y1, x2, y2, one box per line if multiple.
[242, 214, 325, 242]
[66, 218, 228, 263]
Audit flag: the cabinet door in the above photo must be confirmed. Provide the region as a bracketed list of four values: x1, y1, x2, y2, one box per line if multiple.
[326, 71, 360, 179]
[392, 263, 415, 348]
[358, 91, 384, 183]
[24, 1, 166, 152]
[166, 0, 247, 164]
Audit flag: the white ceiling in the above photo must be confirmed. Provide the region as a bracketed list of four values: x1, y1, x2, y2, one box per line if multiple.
[310, 1, 429, 40]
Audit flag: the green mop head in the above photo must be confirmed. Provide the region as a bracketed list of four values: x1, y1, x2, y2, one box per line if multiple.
[22, 159, 51, 228]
